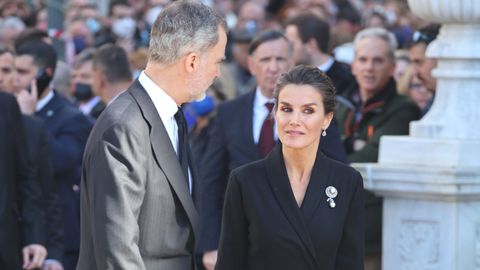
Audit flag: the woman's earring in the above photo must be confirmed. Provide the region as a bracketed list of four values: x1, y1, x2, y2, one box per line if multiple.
[322, 129, 327, 137]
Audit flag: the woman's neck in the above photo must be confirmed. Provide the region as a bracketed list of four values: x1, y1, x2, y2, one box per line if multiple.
[283, 144, 318, 183]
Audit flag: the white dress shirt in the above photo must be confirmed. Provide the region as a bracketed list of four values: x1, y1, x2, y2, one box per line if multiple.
[138, 71, 192, 192]
[36, 90, 54, 112]
[318, 56, 335, 72]
[253, 87, 278, 144]
[79, 96, 102, 116]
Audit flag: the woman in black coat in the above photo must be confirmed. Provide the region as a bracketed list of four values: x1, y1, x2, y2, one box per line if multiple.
[216, 65, 364, 270]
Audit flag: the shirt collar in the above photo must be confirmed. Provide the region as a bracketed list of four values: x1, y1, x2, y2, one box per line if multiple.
[79, 96, 102, 115]
[254, 86, 275, 109]
[138, 71, 178, 122]
[318, 57, 334, 72]
[36, 90, 54, 112]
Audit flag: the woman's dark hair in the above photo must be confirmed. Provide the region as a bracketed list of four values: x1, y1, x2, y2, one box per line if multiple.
[274, 65, 336, 114]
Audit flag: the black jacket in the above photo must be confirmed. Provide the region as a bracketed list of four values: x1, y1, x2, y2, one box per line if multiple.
[23, 115, 64, 260]
[216, 145, 364, 270]
[0, 92, 45, 269]
[35, 91, 93, 252]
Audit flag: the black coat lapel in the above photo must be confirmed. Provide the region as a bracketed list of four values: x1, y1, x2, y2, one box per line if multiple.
[128, 80, 198, 237]
[265, 145, 319, 266]
[300, 152, 333, 225]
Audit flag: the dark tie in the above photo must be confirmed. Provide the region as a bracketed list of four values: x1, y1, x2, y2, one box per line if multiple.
[174, 107, 189, 181]
[259, 102, 275, 158]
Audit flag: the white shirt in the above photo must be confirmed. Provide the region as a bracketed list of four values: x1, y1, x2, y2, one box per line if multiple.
[79, 96, 102, 116]
[318, 56, 335, 72]
[253, 88, 277, 144]
[138, 71, 192, 192]
[36, 90, 54, 112]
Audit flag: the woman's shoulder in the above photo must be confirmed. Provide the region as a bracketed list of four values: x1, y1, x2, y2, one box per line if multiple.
[230, 159, 267, 180]
[322, 154, 363, 181]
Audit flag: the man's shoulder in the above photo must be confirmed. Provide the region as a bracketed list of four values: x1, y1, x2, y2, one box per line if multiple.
[0, 92, 18, 117]
[48, 93, 89, 121]
[221, 91, 252, 108]
[0, 91, 16, 105]
[328, 61, 352, 78]
[218, 91, 253, 114]
[386, 92, 420, 114]
[230, 158, 266, 184]
[94, 91, 142, 131]
[22, 115, 46, 133]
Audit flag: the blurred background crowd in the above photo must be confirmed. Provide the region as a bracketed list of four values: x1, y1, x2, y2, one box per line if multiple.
[0, 0, 439, 269]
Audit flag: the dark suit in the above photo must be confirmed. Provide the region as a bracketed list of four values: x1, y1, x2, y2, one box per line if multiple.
[35, 91, 93, 269]
[23, 115, 64, 261]
[77, 80, 198, 270]
[198, 90, 348, 252]
[325, 60, 356, 96]
[215, 145, 364, 270]
[89, 99, 106, 119]
[0, 92, 45, 270]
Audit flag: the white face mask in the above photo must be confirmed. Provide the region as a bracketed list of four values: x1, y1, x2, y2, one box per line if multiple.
[112, 17, 136, 39]
[145, 6, 163, 27]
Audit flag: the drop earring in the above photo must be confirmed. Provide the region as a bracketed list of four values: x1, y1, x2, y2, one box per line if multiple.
[322, 129, 327, 137]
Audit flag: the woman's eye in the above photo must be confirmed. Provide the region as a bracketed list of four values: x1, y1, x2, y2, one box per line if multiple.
[280, 107, 292, 112]
[303, 108, 314, 114]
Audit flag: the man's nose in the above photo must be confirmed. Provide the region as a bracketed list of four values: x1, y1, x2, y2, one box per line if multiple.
[267, 60, 280, 72]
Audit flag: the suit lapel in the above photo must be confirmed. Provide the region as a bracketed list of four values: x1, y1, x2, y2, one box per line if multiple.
[265, 145, 319, 266]
[187, 143, 200, 205]
[128, 80, 198, 237]
[36, 91, 63, 121]
[300, 152, 333, 225]
[242, 91, 260, 159]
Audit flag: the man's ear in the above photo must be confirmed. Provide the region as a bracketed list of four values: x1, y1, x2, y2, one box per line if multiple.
[184, 52, 199, 73]
[45, 67, 54, 77]
[100, 72, 108, 88]
[247, 56, 255, 75]
[305, 38, 318, 54]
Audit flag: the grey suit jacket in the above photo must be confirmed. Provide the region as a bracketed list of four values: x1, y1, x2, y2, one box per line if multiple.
[77, 80, 198, 270]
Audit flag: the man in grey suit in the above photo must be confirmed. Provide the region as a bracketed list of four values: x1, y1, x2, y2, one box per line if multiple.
[76, 1, 227, 269]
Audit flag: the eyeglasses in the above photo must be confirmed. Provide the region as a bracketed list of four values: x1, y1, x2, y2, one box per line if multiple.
[411, 31, 435, 45]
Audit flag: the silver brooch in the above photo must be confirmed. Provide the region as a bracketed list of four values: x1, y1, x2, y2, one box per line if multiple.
[325, 186, 338, 208]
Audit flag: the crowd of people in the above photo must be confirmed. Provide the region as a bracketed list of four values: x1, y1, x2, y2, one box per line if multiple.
[0, 0, 440, 269]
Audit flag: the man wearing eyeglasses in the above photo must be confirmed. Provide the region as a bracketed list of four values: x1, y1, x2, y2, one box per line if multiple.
[408, 24, 440, 110]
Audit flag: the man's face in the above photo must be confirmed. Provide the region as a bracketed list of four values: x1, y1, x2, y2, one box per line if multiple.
[285, 25, 309, 65]
[409, 42, 437, 92]
[70, 60, 93, 95]
[231, 42, 250, 71]
[187, 27, 227, 101]
[248, 38, 293, 98]
[13, 55, 38, 92]
[237, 2, 265, 30]
[91, 68, 103, 98]
[111, 4, 135, 20]
[352, 37, 395, 102]
[0, 52, 15, 93]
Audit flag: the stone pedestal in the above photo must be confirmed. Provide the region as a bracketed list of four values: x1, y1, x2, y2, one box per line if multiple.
[353, 1, 480, 269]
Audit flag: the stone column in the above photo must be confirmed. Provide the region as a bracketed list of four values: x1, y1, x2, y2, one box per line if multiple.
[353, 1, 480, 269]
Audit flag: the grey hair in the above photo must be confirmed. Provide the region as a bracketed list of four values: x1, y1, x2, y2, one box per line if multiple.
[353, 27, 398, 60]
[0, 16, 26, 33]
[148, 0, 227, 65]
[73, 48, 96, 69]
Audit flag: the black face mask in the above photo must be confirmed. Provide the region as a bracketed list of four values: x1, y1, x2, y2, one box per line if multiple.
[74, 83, 94, 101]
